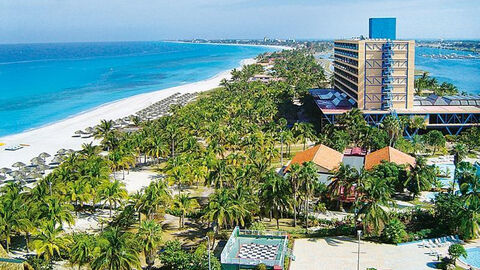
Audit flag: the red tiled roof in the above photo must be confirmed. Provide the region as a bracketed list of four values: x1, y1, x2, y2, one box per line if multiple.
[364, 146, 416, 170]
[285, 144, 343, 172]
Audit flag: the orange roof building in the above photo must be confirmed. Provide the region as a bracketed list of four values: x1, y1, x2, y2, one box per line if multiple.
[364, 146, 416, 170]
[285, 144, 343, 173]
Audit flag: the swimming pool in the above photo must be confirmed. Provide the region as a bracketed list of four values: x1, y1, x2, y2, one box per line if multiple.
[435, 163, 456, 189]
[460, 247, 480, 268]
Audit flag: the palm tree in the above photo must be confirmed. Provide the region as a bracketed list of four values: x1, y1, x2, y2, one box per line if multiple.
[69, 233, 94, 270]
[164, 122, 182, 158]
[207, 159, 230, 189]
[458, 163, 480, 209]
[292, 122, 316, 150]
[31, 221, 71, 264]
[276, 118, 288, 166]
[380, 115, 402, 147]
[459, 207, 480, 240]
[203, 189, 248, 232]
[80, 142, 100, 157]
[0, 183, 31, 253]
[411, 134, 425, 155]
[137, 220, 163, 269]
[98, 180, 128, 217]
[357, 176, 393, 236]
[39, 196, 75, 227]
[404, 157, 436, 199]
[299, 162, 318, 232]
[136, 179, 171, 221]
[91, 227, 140, 270]
[286, 163, 302, 227]
[146, 136, 169, 164]
[95, 120, 115, 151]
[259, 171, 292, 229]
[173, 193, 199, 228]
[328, 163, 359, 211]
[66, 179, 93, 216]
[452, 143, 468, 167]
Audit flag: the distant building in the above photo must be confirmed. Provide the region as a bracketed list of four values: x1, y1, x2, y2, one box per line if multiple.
[311, 18, 480, 135]
[334, 37, 415, 110]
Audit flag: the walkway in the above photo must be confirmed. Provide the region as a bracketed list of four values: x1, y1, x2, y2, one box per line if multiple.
[290, 236, 436, 270]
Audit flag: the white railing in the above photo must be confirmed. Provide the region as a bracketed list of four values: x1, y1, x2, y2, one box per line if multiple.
[221, 226, 289, 267]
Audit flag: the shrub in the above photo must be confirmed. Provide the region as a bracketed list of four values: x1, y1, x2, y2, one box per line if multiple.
[255, 263, 267, 270]
[448, 244, 467, 266]
[249, 221, 267, 231]
[382, 218, 407, 244]
[159, 240, 221, 270]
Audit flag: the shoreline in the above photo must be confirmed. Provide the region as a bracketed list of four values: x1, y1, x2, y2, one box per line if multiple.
[167, 40, 293, 51]
[0, 57, 256, 168]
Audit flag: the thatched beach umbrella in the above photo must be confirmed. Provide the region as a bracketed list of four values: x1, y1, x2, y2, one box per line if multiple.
[0, 167, 11, 175]
[36, 164, 49, 174]
[50, 156, 63, 164]
[12, 162, 26, 168]
[27, 172, 42, 179]
[75, 130, 84, 135]
[0, 175, 6, 181]
[85, 127, 95, 134]
[20, 166, 33, 174]
[31, 156, 45, 165]
[39, 152, 50, 158]
[10, 171, 25, 179]
[57, 148, 67, 155]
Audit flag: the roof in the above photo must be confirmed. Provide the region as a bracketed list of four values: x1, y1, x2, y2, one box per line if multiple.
[285, 144, 343, 172]
[413, 94, 480, 107]
[364, 146, 416, 170]
[309, 88, 356, 110]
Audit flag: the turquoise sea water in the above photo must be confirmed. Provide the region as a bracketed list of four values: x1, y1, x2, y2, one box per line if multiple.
[0, 42, 274, 137]
[415, 47, 480, 95]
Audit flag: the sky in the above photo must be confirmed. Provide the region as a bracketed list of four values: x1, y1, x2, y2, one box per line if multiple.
[1, 0, 479, 44]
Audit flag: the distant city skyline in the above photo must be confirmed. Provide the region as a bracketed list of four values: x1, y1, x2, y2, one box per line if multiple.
[1, 0, 479, 44]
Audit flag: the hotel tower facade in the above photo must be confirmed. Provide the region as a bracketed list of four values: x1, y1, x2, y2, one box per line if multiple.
[310, 18, 480, 135]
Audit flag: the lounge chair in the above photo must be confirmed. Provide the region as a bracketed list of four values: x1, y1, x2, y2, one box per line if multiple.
[426, 240, 436, 248]
[434, 239, 444, 247]
[454, 235, 465, 244]
[447, 236, 456, 243]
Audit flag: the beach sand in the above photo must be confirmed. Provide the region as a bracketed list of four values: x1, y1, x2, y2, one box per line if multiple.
[0, 58, 256, 168]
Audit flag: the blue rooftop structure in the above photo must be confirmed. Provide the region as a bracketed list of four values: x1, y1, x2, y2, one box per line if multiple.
[369, 18, 396, 40]
[309, 89, 356, 110]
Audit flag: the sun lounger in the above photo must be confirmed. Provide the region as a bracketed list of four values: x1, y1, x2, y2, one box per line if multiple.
[5, 145, 23, 151]
[454, 235, 465, 244]
[433, 239, 443, 247]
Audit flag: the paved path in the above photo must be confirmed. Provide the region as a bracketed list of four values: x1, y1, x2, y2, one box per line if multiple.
[290, 236, 436, 270]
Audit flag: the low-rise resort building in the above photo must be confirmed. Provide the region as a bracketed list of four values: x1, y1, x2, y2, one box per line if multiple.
[285, 145, 416, 184]
[312, 17, 480, 135]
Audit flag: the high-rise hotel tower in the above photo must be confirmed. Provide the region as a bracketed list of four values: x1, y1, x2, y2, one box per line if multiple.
[333, 18, 415, 110]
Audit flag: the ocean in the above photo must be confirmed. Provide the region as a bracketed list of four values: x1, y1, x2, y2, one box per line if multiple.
[0, 41, 274, 137]
[415, 46, 480, 95]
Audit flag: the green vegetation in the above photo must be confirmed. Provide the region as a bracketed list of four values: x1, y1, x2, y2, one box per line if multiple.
[415, 72, 459, 96]
[448, 244, 467, 266]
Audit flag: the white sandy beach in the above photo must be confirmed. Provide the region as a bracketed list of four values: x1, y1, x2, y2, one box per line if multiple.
[0, 58, 256, 169]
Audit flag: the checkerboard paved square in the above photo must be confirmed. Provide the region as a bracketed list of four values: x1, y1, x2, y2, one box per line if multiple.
[237, 243, 279, 260]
